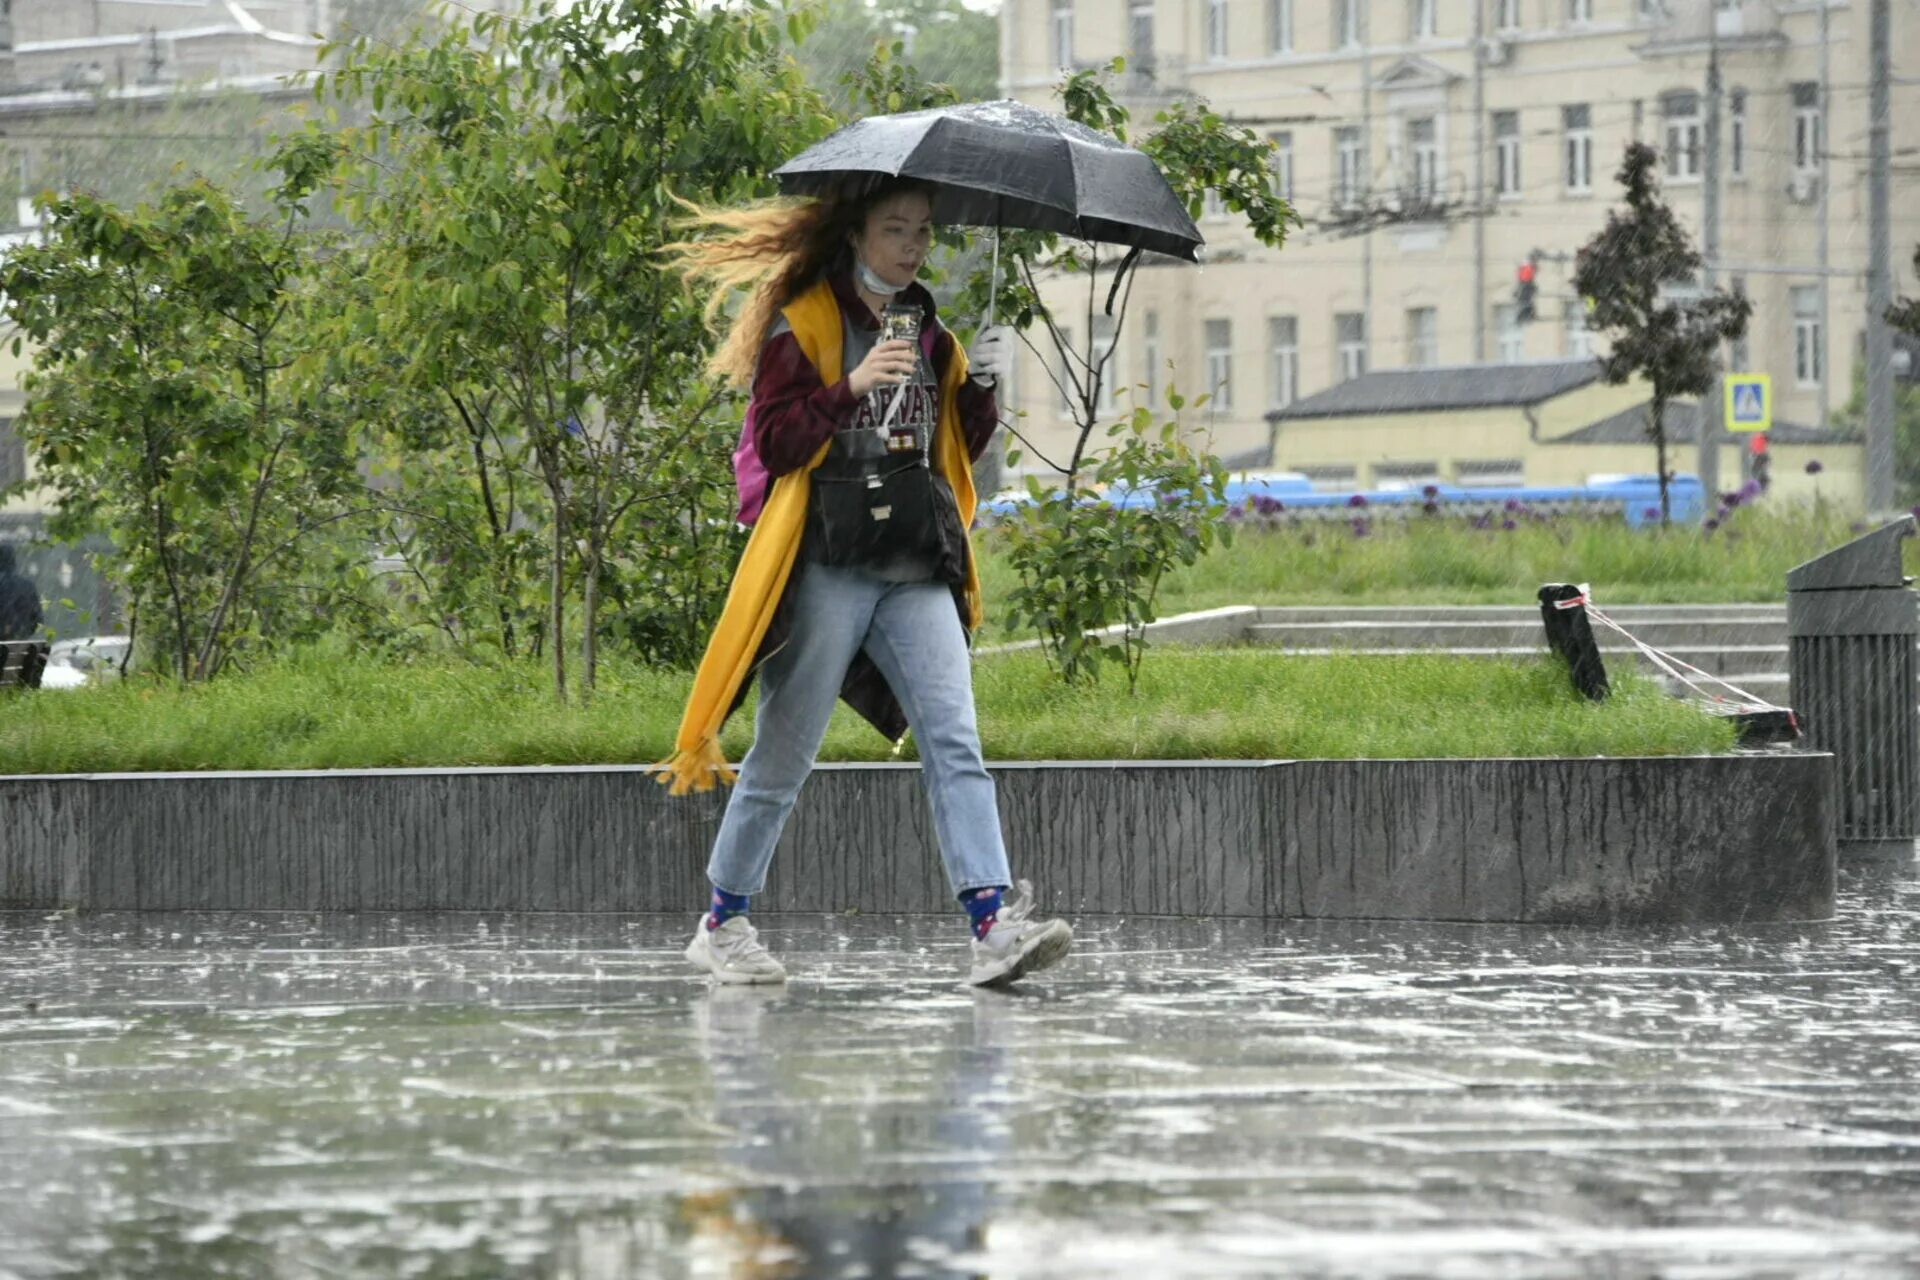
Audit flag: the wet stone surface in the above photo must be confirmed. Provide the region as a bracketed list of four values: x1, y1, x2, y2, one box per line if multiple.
[3, 866, 1919, 1279]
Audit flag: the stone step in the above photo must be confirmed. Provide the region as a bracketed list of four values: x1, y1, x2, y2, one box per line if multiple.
[1270, 645, 1788, 678]
[1246, 620, 1788, 648]
[1254, 603, 1786, 624]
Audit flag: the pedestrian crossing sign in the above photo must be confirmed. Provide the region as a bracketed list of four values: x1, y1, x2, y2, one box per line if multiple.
[1724, 373, 1771, 433]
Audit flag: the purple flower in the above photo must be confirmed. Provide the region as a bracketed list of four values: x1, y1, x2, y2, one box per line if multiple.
[1719, 491, 1741, 509]
[1422, 484, 1440, 499]
[1806, 460, 1824, 475]
[1643, 506, 1660, 519]
[1704, 517, 1721, 532]
[1501, 518, 1518, 532]
[1739, 479, 1762, 500]
[1422, 500, 1440, 516]
[1251, 494, 1284, 516]
[1350, 516, 1371, 537]
[1346, 493, 1368, 509]
[1504, 498, 1522, 512]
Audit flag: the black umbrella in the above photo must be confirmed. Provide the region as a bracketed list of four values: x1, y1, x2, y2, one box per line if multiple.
[773, 99, 1204, 265]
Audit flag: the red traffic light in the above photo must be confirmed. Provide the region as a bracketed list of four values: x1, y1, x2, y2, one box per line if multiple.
[1516, 261, 1536, 285]
[1751, 433, 1769, 456]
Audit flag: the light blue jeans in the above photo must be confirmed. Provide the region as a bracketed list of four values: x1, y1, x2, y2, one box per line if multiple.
[706, 561, 1012, 900]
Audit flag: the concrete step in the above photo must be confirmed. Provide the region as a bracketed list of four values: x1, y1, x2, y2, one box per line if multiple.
[1271, 645, 1788, 678]
[1246, 620, 1788, 648]
[1254, 604, 1786, 624]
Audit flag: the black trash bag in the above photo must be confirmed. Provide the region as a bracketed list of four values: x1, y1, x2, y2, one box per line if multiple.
[1539, 583, 1610, 702]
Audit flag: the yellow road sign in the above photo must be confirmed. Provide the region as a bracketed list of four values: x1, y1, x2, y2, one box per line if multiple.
[1724, 373, 1772, 434]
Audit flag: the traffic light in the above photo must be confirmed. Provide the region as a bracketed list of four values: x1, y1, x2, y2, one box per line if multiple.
[1513, 258, 1538, 324]
[1750, 432, 1771, 489]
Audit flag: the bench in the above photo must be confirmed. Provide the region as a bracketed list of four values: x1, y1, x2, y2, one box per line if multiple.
[0, 640, 49, 690]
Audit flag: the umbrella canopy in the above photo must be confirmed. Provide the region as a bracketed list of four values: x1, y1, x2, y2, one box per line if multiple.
[773, 99, 1203, 262]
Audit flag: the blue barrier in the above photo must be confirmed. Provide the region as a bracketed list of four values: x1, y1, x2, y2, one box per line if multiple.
[980, 472, 1708, 527]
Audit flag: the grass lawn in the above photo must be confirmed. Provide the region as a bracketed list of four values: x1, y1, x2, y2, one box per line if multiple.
[971, 502, 1888, 639]
[0, 645, 1736, 775]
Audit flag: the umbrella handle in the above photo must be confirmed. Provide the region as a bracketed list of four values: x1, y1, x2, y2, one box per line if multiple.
[986, 227, 999, 330]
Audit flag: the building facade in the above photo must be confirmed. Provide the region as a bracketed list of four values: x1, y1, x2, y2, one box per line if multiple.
[998, 0, 1915, 503]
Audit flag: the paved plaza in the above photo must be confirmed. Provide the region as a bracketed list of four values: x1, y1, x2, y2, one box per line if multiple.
[2, 865, 1918, 1278]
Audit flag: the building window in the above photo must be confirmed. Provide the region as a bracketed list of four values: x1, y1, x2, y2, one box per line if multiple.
[1793, 82, 1821, 175]
[1130, 1, 1155, 68]
[1405, 115, 1440, 205]
[1567, 0, 1593, 23]
[1374, 460, 1441, 489]
[1661, 91, 1702, 183]
[1094, 315, 1122, 414]
[1563, 103, 1592, 194]
[1299, 463, 1358, 491]
[1205, 318, 1234, 411]
[1563, 298, 1594, 359]
[1268, 315, 1299, 409]
[1335, 125, 1364, 207]
[1495, 303, 1525, 363]
[1456, 458, 1525, 487]
[1405, 306, 1438, 367]
[1336, 311, 1367, 381]
[1409, 0, 1435, 40]
[1268, 0, 1293, 52]
[1143, 310, 1162, 409]
[1336, 0, 1360, 48]
[1269, 130, 1294, 201]
[1793, 285, 1822, 387]
[1494, 111, 1521, 198]
[1056, 326, 1077, 413]
[1206, 0, 1230, 62]
[1493, 0, 1521, 32]
[1729, 88, 1746, 178]
[1053, 1, 1074, 70]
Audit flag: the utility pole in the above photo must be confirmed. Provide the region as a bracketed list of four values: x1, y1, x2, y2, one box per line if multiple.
[1866, 0, 1894, 514]
[1817, 0, 1831, 432]
[1360, 0, 1373, 373]
[1698, 16, 1723, 502]
[1472, 0, 1486, 364]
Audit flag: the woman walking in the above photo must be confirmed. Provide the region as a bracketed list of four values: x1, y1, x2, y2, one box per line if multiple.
[657, 178, 1073, 989]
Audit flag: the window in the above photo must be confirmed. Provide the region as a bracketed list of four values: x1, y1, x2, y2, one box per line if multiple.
[1204, 187, 1228, 219]
[1336, 0, 1360, 48]
[1563, 298, 1594, 358]
[1405, 307, 1438, 367]
[1205, 318, 1234, 411]
[1299, 463, 1358, 491]
[1053, 1, 1074, 70]
[1268, 0, 1293, 52]
[1563, 103, 1592, 194]
[1662, 91, 1702, 182]
[1268, 316, 1299, 409]
[1494, 0, 1521, 32]
[1567, 0, 1593, 23]
[1793, 82, 1821, 175]
[1335, 126, 1364, 207]
[1206, 0, 1230, 62]
[1374, 460, 1441, 489]
[1336, 311, 1367, 381]
[1495, 303, 1525, 362]
[1056, 326, 1077, 412]
[1409, 0, 1435, 39]
[1494, 111, 1521, 198]
[1143, 310, 1162, 408]
[1456, 458, 1525, 487]
[1269, 131, 1294, 201]
[0, 420, 22, 490]
[1406, 115, 1440, 205]
[1729, 88, 1746, 178]
[1793, 285, 1821, 387]
[1094, 315, 1122, 414]
[1130, 1, 1154, 67]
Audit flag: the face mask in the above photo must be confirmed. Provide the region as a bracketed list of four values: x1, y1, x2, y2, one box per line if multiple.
[855, 255, 907, 296]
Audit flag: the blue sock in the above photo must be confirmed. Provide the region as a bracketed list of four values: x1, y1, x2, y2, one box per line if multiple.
[708, 886, 750, 930]
[961, 885, 1006, 940]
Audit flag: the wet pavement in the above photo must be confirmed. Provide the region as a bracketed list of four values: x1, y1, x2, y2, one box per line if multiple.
[3, 866, 1919, 1279]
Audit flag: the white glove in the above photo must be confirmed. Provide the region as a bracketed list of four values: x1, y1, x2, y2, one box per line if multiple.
[967, 325, 1014, 386]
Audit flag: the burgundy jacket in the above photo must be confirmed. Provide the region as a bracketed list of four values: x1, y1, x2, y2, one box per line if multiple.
[750, 269, 999, 476]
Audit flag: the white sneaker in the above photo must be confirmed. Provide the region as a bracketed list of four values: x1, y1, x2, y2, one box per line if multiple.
[966, 880, 1073, 988]
[685, 915, 787, 985]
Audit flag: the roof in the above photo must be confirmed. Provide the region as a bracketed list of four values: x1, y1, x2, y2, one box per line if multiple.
[1267, 360, 1603, 422]
[1550, 399, 1855, 446]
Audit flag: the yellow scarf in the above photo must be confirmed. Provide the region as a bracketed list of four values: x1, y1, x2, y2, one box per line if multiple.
[653, 278, 985, 796]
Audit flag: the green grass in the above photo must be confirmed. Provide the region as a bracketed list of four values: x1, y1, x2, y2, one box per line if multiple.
[0, 644, 1735, 775]
[972, 502, 1886, 638]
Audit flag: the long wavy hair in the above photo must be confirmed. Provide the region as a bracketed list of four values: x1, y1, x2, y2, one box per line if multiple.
[667, 179, 934, 386]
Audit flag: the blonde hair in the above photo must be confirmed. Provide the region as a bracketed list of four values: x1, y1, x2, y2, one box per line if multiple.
[667, 181, 933, 386]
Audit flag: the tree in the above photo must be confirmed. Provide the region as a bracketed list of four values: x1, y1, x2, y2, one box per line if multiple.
[1573, 142, 1751, 527]
[316, 0, 834, 697]
[0, 171, 362, 681]
[952, 63, 1299, 687]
